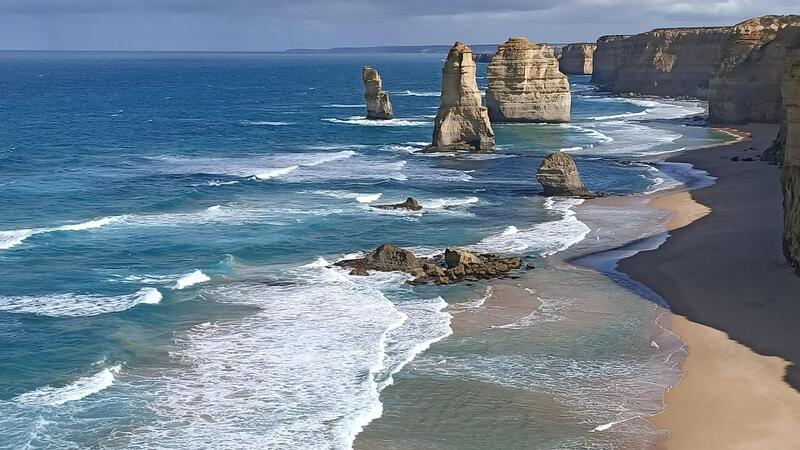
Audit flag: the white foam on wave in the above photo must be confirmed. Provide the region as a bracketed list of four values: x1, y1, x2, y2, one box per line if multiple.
[129, 261, 451, 449]
[0, 229, 35, 250]
[14, 365, 122, 407]
[174, 270, 211, 290]
[492, 288, 572, 329]
[0, 216, 125, 251]
[471, 198, 590, 256]
[252, 165, 299, 180]
[356, 193, 382, 203]
[422, 196, 479, 210]
[323, 117, 431, 127]
[559, 124, 614, 145]
[395, 90, 440, 97]
[321, 104, 364, 108]
[311, 190, 383, 204]
[450, 286, 493, 312]
[151, 149, 358, 182]
[0, 287, 161, 317]
[592, 111, 647, 121]
[204, 180, 240, 186]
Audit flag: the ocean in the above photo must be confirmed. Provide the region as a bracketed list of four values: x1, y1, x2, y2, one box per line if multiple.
[0, 51, 732, 449]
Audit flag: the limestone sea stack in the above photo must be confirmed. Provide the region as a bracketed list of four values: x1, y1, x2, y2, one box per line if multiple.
[782, 60, 800, 274]
[709, 16, 800, 124]
[536, 152, 596, 197]
[559, 43, 597, 75]
[362, 66, 394, 120]
[486, 37, 571, 123]
[425, 42, 495, 152]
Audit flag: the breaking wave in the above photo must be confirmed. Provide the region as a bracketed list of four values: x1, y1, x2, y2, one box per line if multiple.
[0, 287, 162, 317]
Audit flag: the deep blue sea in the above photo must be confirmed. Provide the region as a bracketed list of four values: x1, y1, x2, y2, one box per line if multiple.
[0, 51, 731, 449]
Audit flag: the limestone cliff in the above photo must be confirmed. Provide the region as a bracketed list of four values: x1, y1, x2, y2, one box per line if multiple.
[559, 43, 596, 75]
[426, 42, 495, 152]
[591, 35, 628, 90]
[709, 16, 800, 124]
[536, 152, 595, 197]
[485, 37, 570, 123]
[362, 66, 394, 120]
[782, 61, 800, 274]
[592, 27, 732, 99]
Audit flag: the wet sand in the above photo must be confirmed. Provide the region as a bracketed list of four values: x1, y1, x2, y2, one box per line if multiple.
[612, 123, 800, 449]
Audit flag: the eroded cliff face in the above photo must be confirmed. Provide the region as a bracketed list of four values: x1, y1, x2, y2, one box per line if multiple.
[591, 27, 732, 99]
[591, 35, 628, 89]
[362, 66, 394, 120]
[559, 43, 596, 75]
[782, 61, 800, 274]
[427, 42, 495, 152]
[709, 16, 800, 124]
[486, 37, 571, 123]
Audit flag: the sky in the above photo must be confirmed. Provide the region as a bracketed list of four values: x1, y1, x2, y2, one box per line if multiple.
[0, 0, 796, 51]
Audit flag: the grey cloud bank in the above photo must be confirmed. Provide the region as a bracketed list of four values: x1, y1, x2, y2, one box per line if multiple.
[0, 0, 796, 51]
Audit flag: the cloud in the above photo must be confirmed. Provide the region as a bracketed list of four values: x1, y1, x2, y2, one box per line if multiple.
[0, 0, 795, 50]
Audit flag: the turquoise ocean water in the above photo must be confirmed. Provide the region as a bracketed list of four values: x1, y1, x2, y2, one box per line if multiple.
[0, 52, 730, 449]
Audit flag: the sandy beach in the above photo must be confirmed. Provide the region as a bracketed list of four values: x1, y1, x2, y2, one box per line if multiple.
[611, 123, 800, 449]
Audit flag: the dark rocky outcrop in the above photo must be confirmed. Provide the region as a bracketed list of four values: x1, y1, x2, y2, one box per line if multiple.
[486, 37, 571, 123]
[709, 16, 800, 124]
[559, 43, 597, 75]
[537, 152, 596, 198]
[334, 243, 523, 285]
[363, 66, 394, 120]
[782, 60, 800, 274]
[425, 42, 495, 153]
[591, 27, 732, 99]
[371, 197, 422, 211]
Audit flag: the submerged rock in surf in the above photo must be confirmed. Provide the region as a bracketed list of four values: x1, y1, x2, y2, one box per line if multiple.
[536, 152, 597, 198]
[371, 197, 422, 211]
[334, 243, 524, 285]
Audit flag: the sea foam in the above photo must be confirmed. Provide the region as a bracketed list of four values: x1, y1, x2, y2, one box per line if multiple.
[0, 216, 125, 251]
[15, 365, 122, 407]
[0, 287, 162, 317]
[174, 270, 211, 290]
[471, 198, 590, 256]
[126, 260, 451, 449]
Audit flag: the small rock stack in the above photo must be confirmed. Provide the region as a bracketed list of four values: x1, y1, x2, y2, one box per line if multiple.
[363, 66, 394, 120]
[536, 152, 596, 198]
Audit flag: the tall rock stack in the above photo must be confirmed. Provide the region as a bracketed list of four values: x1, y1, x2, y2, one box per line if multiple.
[559, 43, 597, 75]
[709, 16, 800, 124]
[782, 60, 800, 274]
[362, 66, 394, 120]
[426, 42, 495, 152]
[591, 27, 732, 99]
[486, 37, 571, 123]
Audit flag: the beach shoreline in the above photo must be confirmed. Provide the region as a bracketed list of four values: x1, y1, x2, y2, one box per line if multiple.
[578, 123, 800, 449]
